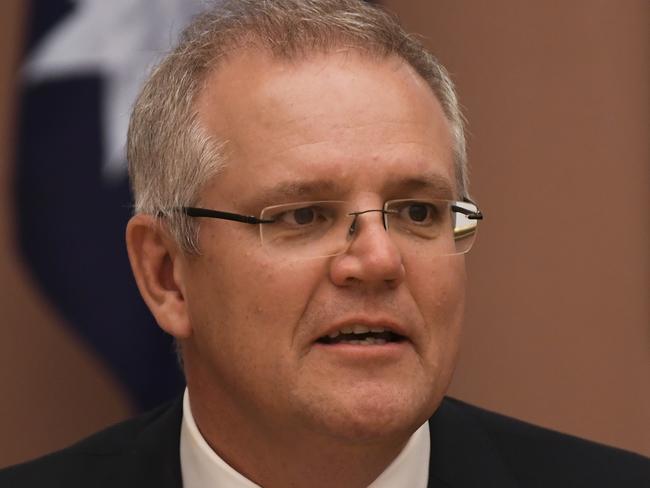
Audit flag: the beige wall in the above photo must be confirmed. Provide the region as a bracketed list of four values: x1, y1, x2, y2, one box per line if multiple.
[0, 0, 647, 468]
[383, 0, 650, 456]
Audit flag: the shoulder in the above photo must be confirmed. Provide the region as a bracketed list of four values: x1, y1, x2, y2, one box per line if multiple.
[438, 397, 650, 487]
[0, 397, 183, 488]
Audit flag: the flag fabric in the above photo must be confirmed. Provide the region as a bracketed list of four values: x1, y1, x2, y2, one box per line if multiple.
[15, 0, 208, 410]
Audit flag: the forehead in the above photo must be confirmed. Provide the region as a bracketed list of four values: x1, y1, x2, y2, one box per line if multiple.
[196, 48, 456, 204]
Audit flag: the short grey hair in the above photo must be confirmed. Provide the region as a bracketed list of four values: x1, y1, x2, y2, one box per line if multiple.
[128, 0, 468, 253]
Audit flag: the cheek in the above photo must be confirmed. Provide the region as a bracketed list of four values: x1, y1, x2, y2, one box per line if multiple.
[184, 254, 328, 405]
[234, 258, 325, 326]
[411, 256, 466, 319]
[186, 245, 324, 353]
[409, 256, 466, 367]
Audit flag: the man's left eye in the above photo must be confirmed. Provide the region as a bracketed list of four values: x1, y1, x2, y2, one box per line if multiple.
[407, 203, 430, 222]
[398, 202, 438, 225]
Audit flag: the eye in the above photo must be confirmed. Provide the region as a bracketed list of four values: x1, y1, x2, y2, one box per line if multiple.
[397, 201, 439, 225]
[407, 203, 431, 222]
[291, 207, 315, 225]
[275, 205, 327, 226]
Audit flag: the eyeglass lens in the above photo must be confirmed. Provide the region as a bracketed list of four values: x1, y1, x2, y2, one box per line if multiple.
[258, 200, 479, 259]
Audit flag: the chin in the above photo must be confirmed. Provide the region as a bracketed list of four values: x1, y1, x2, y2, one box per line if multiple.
[304, 381, 439, 444]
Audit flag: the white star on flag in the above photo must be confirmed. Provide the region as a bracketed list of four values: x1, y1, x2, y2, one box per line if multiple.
[24, 0, 208, 180]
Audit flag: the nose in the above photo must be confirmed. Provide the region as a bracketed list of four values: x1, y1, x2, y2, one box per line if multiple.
[329, 210, 405, 288]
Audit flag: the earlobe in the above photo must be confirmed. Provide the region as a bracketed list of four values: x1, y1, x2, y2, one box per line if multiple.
[125, 214, 192, 339]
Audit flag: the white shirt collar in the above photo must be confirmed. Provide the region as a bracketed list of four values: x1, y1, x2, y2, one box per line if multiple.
[180, 389, 430, 488]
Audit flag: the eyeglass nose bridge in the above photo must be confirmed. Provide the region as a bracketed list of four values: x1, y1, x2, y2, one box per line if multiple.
[347, 208, 398, 238]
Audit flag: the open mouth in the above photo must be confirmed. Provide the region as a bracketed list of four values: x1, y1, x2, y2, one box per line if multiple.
[316, 325, 406, 346]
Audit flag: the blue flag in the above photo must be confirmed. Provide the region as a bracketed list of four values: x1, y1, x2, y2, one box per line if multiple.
[15, 0, 208, 410]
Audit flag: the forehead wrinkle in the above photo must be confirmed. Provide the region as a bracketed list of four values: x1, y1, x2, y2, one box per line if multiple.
[267, 131, 446, 165]
[274, 117, 437, 141]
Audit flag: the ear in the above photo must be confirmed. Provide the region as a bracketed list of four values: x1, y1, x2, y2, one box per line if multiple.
[125, 214, 192, 339]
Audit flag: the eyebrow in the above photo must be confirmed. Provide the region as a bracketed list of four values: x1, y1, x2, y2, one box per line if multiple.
[388, 172, 456, 199]
[249, 171, 456, 208]
[254, 180, 345, 205]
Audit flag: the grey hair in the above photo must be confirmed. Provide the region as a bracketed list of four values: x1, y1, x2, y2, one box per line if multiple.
[127, 0, 468, 253]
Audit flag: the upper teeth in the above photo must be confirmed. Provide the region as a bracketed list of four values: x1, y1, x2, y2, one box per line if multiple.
[328, 325, 387, 338]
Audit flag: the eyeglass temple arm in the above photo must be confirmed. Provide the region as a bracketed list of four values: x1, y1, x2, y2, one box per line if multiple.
[452, 199, 484, 221]
[182, 207, 274, 225]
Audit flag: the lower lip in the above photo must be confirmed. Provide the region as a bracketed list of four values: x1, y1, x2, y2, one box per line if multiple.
[311, 340, 411, 361]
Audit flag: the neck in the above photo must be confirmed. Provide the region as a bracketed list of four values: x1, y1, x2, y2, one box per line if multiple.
[185, 379, 412, 488]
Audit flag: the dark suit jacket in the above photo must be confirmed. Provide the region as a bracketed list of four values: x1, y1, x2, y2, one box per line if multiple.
[1, 396, 648, 487]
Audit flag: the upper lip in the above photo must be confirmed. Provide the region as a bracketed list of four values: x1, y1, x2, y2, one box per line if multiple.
[314, 317, 411, 343]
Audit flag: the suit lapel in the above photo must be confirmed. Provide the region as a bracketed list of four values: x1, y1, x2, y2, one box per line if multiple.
[124, 396, 184, 488]
[427, 398, 518, 488]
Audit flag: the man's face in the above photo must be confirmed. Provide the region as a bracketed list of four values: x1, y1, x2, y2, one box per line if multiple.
[181, 49, 466, 443]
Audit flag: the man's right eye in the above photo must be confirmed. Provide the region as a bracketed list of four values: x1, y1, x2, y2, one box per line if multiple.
[275, 206, 323, 226]
[290, 207, 315, 225]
